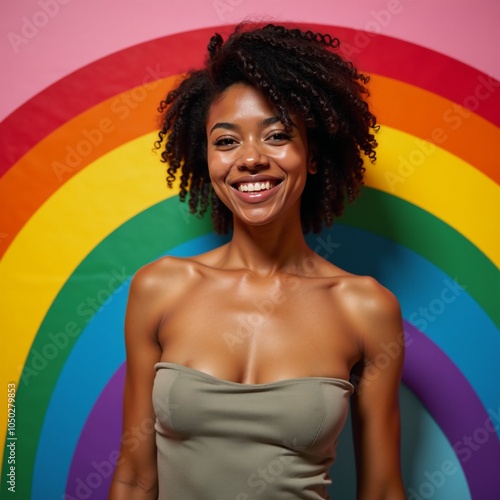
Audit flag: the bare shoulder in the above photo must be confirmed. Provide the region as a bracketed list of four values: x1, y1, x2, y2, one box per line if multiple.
[332, 272, 403, 350]
[125, 255, 208, 343]
[131, 255, 201, 296]
[338, 274, 400, 316]
[132, 242, 230, 286]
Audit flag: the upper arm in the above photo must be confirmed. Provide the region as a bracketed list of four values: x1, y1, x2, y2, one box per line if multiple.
[109, 265, 164, 498]
[349, 279, 406, 499]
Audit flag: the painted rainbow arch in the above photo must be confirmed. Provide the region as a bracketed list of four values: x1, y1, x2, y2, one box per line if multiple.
[1, 24, 499, 499]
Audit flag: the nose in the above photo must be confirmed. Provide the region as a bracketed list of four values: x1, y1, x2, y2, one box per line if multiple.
[235, 142, 269, 170]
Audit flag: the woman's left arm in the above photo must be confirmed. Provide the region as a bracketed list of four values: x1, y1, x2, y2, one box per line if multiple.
[349, 278, 406, 500]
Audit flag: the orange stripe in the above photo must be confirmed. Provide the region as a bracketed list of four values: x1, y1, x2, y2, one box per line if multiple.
[0, 76, 178, 258]
[1, 74, 498, 259]
[370, 76, 499, 183]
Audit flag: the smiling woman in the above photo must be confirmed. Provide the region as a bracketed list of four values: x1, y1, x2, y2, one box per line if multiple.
[206, 84, 313, 229]
[154, 23, 378, 235]
[109, 23, 405, 500]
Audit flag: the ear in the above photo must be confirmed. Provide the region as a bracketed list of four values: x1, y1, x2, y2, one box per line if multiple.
[307, 146, 318, 174]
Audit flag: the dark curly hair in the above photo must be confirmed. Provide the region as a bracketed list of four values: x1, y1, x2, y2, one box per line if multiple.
[155, 23, 378, 234]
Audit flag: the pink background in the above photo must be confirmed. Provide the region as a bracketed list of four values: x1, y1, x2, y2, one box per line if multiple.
[2, 0, 500, 121]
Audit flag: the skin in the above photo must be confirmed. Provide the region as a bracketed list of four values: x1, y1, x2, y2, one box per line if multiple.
[109, 84, 405, 499]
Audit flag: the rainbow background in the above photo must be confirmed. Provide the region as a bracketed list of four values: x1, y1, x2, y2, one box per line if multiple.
[1, 1, 499, 499]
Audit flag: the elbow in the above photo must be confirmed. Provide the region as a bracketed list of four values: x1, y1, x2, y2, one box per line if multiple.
[109, 469, 158, 499]
[357, 480, 406, 500]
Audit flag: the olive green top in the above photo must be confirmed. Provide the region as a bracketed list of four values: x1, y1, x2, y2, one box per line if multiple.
[153, 362, 354, 499]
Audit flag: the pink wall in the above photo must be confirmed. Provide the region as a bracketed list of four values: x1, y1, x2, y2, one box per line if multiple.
[2, 0, 499, 120]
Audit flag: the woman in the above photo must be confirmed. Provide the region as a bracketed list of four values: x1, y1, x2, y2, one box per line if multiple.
[109, 23, 405, 499]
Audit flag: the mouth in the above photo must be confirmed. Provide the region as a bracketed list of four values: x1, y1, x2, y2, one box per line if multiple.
[229, 177, 283, 203]
[233, 180, 281, 192]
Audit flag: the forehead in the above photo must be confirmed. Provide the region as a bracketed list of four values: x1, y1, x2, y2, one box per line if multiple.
[207, 84, 277, 125]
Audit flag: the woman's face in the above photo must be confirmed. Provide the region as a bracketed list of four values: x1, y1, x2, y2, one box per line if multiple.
[206, 83, 315, 229]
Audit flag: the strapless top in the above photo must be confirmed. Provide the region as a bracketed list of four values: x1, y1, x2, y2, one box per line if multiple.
[152, 362, 354, 499]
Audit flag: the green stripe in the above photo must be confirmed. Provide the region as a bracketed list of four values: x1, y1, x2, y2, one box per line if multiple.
[2, 198, 214, 499]
[341, 188, 498, 326]
[2, 188, 497, 497]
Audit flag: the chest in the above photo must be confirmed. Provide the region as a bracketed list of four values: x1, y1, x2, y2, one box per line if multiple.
[159, 275, 359, 379]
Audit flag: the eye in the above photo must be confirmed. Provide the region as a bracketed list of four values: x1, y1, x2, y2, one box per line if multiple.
[212, 137, 238, 148]
[267, 131, 292, 142]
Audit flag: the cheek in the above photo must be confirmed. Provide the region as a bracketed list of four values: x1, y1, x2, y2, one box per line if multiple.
[207, 152, 233, 203]
[276, 148, 308, 178]
[272, 142, 307, 164]
[207, 151, 229, 181]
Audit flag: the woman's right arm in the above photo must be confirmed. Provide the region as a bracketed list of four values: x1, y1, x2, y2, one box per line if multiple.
[109, 266, 164, 499]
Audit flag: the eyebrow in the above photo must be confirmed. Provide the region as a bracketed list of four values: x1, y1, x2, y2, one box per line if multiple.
[209, 116, 283, 135]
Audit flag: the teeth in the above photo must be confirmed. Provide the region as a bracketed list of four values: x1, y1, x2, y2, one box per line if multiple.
[237, 181, 275, 192]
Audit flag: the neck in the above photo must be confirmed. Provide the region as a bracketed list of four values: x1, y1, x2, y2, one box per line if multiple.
[220, 216, 314, 276]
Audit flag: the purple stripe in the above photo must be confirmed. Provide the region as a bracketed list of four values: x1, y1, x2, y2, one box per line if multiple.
[66, 323, 500, 498]
[402, 320, 500, 498]
[65, 365, 125, 499]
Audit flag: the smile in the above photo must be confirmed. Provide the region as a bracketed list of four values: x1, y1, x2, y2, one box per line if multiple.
[236, 181, 278, 192]
[230, 178, 283, 203]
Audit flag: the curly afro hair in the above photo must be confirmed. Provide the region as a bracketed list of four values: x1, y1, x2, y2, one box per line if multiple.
[155, 23, 378, 234]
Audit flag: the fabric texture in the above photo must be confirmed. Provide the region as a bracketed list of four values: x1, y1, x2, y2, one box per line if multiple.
[153, 362, 354, 499]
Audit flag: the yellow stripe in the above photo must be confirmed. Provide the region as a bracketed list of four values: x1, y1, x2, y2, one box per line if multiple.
[366, 125, 499, 265]
[0, 133, 173, 443]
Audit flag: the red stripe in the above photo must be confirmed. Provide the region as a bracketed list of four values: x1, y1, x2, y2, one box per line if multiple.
[1, 24, 498, 177]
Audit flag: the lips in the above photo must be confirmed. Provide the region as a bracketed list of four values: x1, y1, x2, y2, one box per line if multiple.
[229, 176, 283, 203]
[236, 180, 278, 192]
